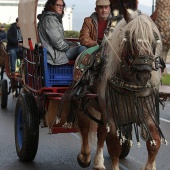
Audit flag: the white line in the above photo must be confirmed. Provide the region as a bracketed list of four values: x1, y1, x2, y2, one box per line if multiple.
[71, 133, 80, 139]
[160, 118, 170, 123]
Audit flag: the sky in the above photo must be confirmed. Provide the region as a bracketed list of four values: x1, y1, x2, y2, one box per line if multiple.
[41, 0, 154, 31]
[139, 0, 153, 7]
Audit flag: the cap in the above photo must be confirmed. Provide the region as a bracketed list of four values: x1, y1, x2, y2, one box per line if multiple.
[96, 0, 110, 6]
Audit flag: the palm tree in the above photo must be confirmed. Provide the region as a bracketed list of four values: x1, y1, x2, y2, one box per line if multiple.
[151, 0, 170, 65]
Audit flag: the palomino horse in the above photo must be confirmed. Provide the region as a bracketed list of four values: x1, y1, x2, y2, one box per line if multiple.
[57, 7, 167, 170]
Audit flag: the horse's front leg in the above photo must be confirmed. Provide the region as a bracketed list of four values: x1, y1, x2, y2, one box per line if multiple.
[106, 126, 122, 170]
[93, 124, 107, 170]
[141, 123, 161, 170]
[77, 111, 91, 168]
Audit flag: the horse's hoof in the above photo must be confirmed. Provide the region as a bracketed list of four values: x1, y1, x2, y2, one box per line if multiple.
[140, 166, 156, 170]
[77, 155, 91, 168]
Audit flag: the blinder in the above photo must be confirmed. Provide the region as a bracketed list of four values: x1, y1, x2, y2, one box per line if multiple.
[121, 30, 163, 72]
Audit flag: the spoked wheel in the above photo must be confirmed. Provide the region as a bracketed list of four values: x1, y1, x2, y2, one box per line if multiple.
[15, 92, 39, 162]
[0, 79, 8, 108]
[106, 125, 132, 159]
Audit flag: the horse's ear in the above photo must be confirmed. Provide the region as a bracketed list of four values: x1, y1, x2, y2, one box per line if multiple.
[150, 8, 158, 22]
[122, 4, 132, 23]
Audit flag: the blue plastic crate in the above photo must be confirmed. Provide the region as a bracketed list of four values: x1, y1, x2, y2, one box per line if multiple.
[43, 48, 74, 87]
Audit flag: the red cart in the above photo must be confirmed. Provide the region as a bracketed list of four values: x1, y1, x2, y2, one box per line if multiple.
[12, 0, 170, 163]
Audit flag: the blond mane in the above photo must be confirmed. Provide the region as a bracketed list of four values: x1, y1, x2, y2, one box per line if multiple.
[99, 11, 162, 98]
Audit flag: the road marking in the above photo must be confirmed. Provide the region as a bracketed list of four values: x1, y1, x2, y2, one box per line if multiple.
[160, 118, 170, 123]
[71, 133, 80, 139]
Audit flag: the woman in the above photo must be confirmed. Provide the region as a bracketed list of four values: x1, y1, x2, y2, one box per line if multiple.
[37, 0, 84, 65]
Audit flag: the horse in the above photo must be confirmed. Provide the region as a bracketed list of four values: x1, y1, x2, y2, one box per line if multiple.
[57, 7, 168, 170]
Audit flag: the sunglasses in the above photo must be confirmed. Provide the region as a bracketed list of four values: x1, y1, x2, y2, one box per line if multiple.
[55, 4, 64, 8]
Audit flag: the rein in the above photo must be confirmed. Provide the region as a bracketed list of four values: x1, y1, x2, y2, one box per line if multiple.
[105, 9, 163, 73]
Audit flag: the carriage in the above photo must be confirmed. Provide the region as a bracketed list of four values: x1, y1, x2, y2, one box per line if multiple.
[0, 40, 23, 108]
[0, 0, 170, 169]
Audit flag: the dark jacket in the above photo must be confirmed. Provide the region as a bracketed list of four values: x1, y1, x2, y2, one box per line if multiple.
[79, 12, 112, 47]
[7, 23, 23, 50]
[0, 30, 7, 42]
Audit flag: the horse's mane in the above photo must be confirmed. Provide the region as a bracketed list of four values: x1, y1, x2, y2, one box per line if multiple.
[99, 10, 162, 97]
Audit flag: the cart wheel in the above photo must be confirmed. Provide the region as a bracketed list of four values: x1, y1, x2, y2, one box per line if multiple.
[15, 92, 39, 162]
[106, 125, 132, 159]
[0, 79, 8, 108]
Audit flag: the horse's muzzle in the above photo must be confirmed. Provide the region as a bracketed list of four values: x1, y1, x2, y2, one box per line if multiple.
[135, 71, 151, 86]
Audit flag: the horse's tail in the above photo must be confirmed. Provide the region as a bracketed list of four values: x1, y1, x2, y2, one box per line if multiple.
[87, 106, 101, 146]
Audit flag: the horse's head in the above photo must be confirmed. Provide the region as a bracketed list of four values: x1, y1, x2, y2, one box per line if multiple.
[116, 8, 162, 87]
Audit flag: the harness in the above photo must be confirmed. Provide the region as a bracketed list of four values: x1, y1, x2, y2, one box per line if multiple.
[56, 10, 168, 146]
[104, 12, 167, 146]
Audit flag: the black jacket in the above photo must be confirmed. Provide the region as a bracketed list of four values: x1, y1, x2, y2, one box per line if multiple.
[7, 23, 23, 50]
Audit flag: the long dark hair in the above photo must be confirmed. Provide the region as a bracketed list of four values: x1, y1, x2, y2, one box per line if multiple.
[44, 0, 66, 15]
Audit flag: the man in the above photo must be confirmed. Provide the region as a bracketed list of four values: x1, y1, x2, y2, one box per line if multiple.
[79, 0, 112, 48]
[0, 25, 7, 43]
[7, 18, 23, 73]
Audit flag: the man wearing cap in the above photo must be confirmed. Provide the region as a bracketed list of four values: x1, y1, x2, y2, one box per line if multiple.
[0, 25, 7, 43]
[79, 0, 112, 48]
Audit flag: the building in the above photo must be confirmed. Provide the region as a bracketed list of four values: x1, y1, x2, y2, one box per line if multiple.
[0, 0, 73, 31]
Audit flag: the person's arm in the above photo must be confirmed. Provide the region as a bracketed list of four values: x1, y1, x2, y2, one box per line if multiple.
[79, 17, 98, 47]
[45, 17, 69, 51]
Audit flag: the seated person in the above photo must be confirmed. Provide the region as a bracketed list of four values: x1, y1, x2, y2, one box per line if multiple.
[7, 18, 23, 73]
[37, 0, 84, 65]
[79, 0, 112, 49]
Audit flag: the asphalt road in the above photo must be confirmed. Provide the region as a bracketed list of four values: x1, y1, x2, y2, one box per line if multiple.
[0, 91, 170, 170]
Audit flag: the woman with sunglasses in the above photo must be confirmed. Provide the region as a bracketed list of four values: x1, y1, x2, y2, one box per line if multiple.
[38, 0, 84, 65]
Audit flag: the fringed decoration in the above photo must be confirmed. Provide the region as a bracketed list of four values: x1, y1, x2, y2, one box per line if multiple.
[106, 79, 167, 146]
[62, 122, 73, 129]
[55, 81, 80, 128]
[56, 117, 61, 124]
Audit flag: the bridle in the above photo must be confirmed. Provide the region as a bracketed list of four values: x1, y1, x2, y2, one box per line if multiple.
[120, 29, 162, 75]
[106, 10, 163, 91]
